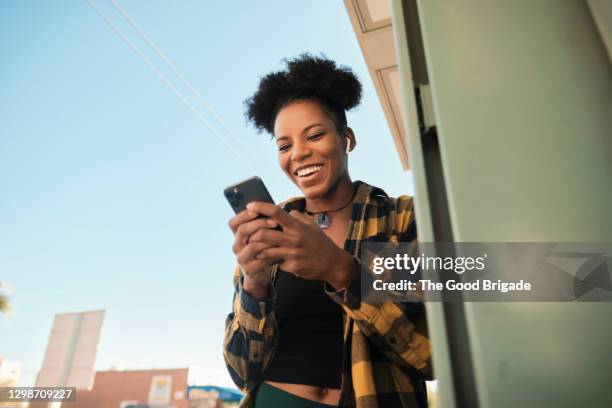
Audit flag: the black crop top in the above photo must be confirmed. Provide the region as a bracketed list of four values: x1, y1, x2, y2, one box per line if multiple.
[261, 270, 344, 389]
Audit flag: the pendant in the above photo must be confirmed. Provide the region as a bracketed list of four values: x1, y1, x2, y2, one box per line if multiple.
[315, 212, 331, 229]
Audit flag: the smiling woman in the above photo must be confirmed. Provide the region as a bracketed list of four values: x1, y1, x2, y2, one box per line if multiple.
[223, 54, 432, 408]
[274, 100, 356, 216]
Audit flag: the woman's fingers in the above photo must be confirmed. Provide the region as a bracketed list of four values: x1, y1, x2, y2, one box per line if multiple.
[255, 246, 291, 262]
[246, 202, 296, 230]
[233, 218, 279, 254]
[248, 228, 285, 246]
[237, 241, 273, 266]
[289, 210, 314, 224]
[228, 210, 258, 234]
[238, 242, 278, 283]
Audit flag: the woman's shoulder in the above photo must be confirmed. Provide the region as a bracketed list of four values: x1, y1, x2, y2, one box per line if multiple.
[391, 194, 414, 213]
[366, 185, 415, 237]
[278, 195, 305, 211]
[365, 181, 414, 213]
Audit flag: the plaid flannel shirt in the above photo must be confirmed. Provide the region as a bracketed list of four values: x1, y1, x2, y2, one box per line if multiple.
[223, 181, 432, 407]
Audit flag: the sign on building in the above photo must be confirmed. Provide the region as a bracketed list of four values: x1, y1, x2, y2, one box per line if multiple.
[148, 375, 172, 405]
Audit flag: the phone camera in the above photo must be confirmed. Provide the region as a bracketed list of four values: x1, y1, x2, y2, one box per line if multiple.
[225, 189, 243, 207]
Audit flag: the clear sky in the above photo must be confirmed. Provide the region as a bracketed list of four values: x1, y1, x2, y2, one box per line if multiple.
[0, 0, 414, 388]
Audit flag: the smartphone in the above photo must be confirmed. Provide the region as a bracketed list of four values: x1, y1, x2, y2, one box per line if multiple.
[224, 176, 276, 214]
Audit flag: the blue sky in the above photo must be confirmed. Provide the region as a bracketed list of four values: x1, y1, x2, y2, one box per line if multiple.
[0, 0, 414, 387]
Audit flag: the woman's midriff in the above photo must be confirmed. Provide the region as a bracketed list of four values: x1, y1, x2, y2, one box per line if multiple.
[264, 381, 341, 406]
[261, 208, 350, 406]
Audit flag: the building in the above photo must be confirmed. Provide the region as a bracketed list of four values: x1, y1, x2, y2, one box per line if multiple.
[344, 0, 411, 170]
[36, 310, 105, 390]
[0, 358, 23, 408]
[0, 358, 21, 387]
[69, 368, 189, 408]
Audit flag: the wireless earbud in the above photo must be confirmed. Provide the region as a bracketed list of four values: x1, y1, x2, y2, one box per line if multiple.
[345, 139, 351, 155]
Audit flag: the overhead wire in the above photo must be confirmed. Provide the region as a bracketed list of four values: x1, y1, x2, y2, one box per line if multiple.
[85, 0, 280, 183]
[108, 0, 272, 176]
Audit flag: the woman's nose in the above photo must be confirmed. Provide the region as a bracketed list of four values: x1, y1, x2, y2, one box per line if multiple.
[291, 142, 312, 161]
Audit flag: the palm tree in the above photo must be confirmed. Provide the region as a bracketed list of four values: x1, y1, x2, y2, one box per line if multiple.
[0, 282, 10, 315]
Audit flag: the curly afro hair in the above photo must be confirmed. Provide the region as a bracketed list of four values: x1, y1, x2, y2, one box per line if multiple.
[244, 54, 362, 135]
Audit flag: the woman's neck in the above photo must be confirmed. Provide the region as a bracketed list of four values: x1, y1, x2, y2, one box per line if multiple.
[305, 175, 355, 213]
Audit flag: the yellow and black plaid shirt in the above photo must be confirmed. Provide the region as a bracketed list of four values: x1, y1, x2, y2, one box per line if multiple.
[223, 181, 432, 407]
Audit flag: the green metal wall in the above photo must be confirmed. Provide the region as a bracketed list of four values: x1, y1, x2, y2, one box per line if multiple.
[392, 0, 612, 406]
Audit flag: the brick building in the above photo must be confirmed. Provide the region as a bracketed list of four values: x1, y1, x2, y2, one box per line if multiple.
[57, 368, 189, 408]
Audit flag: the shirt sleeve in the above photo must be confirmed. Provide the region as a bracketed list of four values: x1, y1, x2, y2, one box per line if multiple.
[223, 265, 279, 391]
[324, 196, 433, 380]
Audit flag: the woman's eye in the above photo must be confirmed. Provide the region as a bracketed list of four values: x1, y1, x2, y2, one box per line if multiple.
[278, 144, 291, 152]
[307, 132, 324, 141]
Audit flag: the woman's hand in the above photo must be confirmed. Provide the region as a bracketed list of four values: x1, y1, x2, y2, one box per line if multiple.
[228, 209, 280, 299]
[245, 202, 358, 289]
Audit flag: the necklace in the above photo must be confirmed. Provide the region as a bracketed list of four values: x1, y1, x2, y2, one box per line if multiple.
[304, 189, 357, 229]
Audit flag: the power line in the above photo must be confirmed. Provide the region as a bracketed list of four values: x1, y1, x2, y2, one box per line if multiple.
[110, 0, 278, 183]
[86, 0, 278, 182]
[108, 0, 278, 183]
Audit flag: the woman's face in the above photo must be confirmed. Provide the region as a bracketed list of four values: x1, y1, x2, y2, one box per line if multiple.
[273, 100, 352, 199]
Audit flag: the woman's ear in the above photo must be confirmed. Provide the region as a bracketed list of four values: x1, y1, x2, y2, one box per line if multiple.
[343, 127, 356, 154]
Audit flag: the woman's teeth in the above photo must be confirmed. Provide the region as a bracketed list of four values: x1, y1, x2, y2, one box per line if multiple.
[296, 165, 323, 177]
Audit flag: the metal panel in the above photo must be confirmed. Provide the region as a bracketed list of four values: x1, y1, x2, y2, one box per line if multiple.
[408, 0, 612, 407]
[587, 0, 612, 62]
[389, 2, 458, 407]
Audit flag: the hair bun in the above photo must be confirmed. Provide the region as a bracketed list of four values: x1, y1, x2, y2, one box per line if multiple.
[245, 53, 362, 134]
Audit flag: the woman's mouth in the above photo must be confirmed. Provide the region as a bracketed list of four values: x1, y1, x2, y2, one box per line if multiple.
[294, 164, 324, 180]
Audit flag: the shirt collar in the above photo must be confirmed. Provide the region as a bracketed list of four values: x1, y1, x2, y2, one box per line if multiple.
[282, 180, 388, 213]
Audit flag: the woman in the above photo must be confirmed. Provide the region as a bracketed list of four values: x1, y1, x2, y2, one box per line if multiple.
[223, 55, 432, 408]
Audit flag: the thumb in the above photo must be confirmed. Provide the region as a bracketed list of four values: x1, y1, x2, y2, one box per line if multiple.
[289, 210, 314, 224]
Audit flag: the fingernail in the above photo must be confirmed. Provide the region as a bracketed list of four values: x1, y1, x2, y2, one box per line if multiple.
[247, 211, 256, 217]
[266, 219, 277, 227]
[246, 202, 254, 210]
